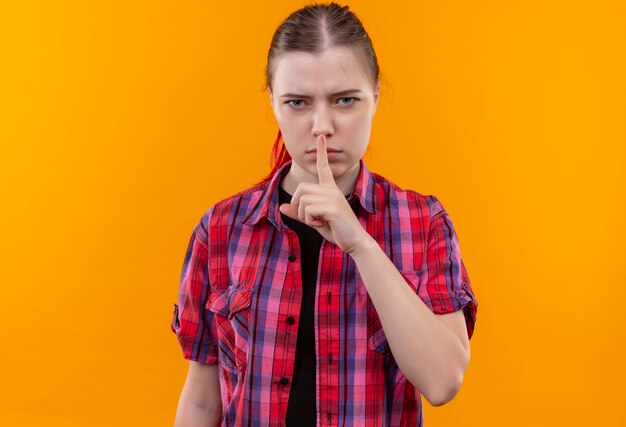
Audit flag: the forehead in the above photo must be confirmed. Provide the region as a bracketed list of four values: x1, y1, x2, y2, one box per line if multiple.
[272, 46, 371, 94]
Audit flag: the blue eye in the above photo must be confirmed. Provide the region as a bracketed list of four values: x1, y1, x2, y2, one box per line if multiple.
[287, 100, 305, 108]
[338, 97, 357, 105]
[285, 97, 358, 108]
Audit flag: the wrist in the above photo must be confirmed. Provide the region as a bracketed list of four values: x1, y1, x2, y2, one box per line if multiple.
[348, 234, 379, 260]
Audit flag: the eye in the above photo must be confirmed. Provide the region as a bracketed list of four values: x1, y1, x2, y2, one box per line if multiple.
[337, 97, 358, 105]
[286, 100, 305, 108]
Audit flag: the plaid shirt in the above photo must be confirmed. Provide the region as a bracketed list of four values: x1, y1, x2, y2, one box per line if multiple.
[171, 158, 478, 427]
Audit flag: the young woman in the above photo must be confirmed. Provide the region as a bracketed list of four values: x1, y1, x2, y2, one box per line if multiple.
[171, 3, 478, 426]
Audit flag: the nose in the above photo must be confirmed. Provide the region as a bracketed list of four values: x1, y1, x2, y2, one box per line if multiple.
[311, 104, 334, 137]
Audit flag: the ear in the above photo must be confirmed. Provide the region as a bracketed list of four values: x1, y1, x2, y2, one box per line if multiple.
[269, 89, 277, 115]
[372, 81, 381, 115]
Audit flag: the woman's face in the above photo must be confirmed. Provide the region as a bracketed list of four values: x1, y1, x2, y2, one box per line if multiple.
[269, 46, 379, 186]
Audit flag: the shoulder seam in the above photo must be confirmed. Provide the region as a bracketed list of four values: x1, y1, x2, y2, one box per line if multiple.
[369, 172, 428, 198]
[208, 181, 269, 213]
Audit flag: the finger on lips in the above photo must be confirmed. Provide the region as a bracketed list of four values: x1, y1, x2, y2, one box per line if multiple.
[282, 134, 336, 228]
[316, 134, 336, 185]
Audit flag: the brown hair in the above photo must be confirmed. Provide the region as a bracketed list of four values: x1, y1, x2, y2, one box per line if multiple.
[260, 2, 380, 182]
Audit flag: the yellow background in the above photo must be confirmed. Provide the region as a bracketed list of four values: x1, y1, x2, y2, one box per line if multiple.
[1, 1, 624, 425]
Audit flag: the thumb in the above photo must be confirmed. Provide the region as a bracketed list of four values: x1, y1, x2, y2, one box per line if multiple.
[279, 203, 299, 220]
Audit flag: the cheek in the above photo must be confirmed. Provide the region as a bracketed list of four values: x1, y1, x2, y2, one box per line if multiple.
[276, 116, 309, 146]
[276, 123, 304, 155]
[275, 109, 304, 129]
[341, 113, 372, 137]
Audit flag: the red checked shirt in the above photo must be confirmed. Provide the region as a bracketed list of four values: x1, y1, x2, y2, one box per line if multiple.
[171, 158, 478, 427]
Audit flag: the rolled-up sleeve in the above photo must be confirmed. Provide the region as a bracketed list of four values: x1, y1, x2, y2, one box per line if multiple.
[170, 214, 218, 364]
[420, 196, 478, 339]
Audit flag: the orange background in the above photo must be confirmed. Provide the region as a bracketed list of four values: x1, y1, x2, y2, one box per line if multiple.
[1, 1, 625, 425]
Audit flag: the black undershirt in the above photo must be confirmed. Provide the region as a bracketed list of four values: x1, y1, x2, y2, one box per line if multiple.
[280, 184, 353, 426]
[280, 184, 322, 426]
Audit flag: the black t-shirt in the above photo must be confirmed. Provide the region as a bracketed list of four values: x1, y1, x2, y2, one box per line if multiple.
[280, 183, 353, 426]
[280, 184, 322, 426]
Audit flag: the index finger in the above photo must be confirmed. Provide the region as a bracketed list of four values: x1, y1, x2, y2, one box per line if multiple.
[316, 134, 336, 185]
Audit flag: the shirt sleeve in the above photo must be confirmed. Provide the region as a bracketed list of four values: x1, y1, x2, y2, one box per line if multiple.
[419, 196, 478, 339]
[170, 216, 218, 364]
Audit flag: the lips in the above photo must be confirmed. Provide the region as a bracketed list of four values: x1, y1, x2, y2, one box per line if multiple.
[307, 148, 341, 153]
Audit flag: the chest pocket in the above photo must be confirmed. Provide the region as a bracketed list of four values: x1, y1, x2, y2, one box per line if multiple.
[206, 287, 254, 372]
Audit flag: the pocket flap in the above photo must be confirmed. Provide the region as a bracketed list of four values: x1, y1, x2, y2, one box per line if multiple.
[206, 288, 254, 320]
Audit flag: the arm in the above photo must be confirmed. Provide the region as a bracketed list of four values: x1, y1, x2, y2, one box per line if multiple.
[350, 237, 470, 406]
[277, 135, 473, 405]
[174, 361, 222, 427]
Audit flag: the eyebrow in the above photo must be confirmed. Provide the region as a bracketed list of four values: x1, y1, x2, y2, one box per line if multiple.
[280, 89, 364, 99]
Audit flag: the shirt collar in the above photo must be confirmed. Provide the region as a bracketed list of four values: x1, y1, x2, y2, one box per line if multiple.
[241, 158, 377, 228]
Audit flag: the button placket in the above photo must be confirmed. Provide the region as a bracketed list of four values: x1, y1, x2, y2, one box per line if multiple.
[274, 229, 299, 413]
[316, 239, 343, 426]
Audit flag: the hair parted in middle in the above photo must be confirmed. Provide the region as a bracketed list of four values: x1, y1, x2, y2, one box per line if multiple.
[260, 2, 380, 183]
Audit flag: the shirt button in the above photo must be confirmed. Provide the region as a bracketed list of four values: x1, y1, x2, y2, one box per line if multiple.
[286, 316, 295, 325]
[280, 377, 289, 386]
[288, 254, 296, 262]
